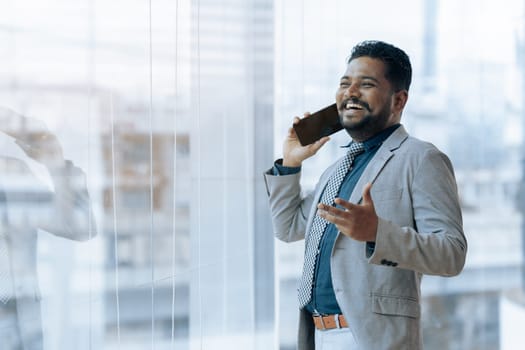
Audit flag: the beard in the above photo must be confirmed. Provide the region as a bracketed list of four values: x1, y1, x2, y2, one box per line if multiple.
[339, 104, 392, 141]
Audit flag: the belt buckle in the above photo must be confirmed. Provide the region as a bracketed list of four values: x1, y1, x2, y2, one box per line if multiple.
[333, 313, 341, 329]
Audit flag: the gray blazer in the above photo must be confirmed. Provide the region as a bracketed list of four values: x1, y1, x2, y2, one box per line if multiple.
[1, 157, 95, 350]
[264, 126, 467, 349]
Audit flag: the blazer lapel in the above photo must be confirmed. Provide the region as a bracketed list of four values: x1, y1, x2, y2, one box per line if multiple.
[349, 125, 409, 203]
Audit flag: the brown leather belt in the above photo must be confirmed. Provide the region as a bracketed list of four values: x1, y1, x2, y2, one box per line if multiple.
[312, 314, 348, 330]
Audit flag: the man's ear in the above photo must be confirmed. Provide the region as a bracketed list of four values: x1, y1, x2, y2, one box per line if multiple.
[392, 90, 408, 113]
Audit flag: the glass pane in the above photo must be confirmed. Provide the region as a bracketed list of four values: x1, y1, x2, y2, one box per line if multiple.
[0, 0, 274, 349]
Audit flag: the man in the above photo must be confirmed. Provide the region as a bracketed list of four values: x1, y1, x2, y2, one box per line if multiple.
[0, 108, 96, 349]
[264, 41, 467, 349]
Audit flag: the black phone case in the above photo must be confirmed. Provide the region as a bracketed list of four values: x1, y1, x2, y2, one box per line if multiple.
[293, 103, 343, 146]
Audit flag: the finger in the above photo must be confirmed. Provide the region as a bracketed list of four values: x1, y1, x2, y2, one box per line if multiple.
[317, 203, 347, 216]
[303, 111, 311, 118]
[317, 136, 330, 146]
[292, 116, 301, 125]
[333, 197, 357, 210]
[362, 182, 374, 205]
[317, 205, 336, 220]
[317, 206, 347, 226]
[287, 126, 296, 136]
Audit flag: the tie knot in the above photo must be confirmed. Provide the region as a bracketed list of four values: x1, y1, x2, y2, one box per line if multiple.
[347, 142, 365, 158]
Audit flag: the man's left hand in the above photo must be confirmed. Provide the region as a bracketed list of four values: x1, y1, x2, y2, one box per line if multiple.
[317, 182, 378, 242]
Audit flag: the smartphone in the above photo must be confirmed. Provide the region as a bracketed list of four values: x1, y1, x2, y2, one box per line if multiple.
[293, 103, 343, 146]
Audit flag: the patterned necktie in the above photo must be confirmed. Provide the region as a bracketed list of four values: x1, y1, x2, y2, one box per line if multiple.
[0, 232, 14, 304]
[298, 141, 365, 308]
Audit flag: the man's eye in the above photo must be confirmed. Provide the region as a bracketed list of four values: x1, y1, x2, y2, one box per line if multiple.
[339, 82, 349, 88]
[362, 82, 374, 87]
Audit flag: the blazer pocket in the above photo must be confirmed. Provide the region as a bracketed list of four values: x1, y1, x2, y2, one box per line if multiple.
[370, 188, 403, 201]
[370, 293, 420, 319]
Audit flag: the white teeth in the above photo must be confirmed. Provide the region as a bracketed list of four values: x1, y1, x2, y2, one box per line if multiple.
[345, 102, 362, 110]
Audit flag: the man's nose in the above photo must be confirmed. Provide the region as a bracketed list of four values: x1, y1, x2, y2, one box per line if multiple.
[343, 84, 361, 99]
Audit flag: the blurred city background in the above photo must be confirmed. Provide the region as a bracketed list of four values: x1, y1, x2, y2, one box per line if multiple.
[0, 0, 524, 349]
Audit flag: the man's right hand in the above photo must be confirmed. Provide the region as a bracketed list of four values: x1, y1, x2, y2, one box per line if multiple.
[282, 113, 330, 167]
[0, 107, 65, 166]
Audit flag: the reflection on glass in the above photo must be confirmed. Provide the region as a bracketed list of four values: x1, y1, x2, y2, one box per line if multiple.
[0, 108, 96, 350]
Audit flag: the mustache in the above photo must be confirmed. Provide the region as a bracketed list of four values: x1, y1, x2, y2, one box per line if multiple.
[341, 98, 371, 111]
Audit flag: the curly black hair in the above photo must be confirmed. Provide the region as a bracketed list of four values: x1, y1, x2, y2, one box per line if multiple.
[348, 40, 412, 92]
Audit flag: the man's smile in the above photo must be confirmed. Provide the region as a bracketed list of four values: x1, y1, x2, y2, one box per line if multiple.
[341, 99, 370, 111]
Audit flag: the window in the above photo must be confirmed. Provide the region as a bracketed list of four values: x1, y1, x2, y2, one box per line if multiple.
[0, 0, 524, 349]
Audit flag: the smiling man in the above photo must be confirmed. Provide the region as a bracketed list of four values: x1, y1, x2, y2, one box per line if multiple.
[264, 40, 467, 349]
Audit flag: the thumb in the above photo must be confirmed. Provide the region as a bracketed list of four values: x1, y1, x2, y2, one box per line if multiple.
[309, 136, 330, 151]
[362, 182, 373, 205]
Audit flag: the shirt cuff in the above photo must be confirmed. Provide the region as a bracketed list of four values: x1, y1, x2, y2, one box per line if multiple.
[366, 241, 376, 258]
[273, 159, 301, 176]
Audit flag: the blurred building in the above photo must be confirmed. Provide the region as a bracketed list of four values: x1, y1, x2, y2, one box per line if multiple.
[100, 126, 191, 348]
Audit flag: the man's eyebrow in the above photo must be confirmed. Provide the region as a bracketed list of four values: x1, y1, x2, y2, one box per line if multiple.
[339, 75, 380, 83]
[361, 75, 380, 82]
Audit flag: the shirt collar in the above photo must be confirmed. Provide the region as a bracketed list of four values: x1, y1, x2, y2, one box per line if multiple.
[342, 124, 401, 152]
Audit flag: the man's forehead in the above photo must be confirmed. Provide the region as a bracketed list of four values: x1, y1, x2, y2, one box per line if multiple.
[342, 57, 386, 79]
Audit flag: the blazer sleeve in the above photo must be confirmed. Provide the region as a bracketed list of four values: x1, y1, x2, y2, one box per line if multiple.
[39, 160, 97, 241]
[368, 148, 467, 277]
[2, 157, 96, 242]
[263, 167, 316, 243]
